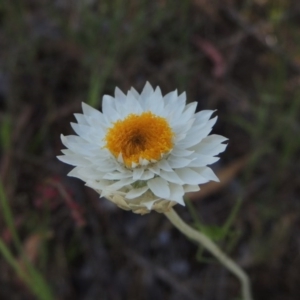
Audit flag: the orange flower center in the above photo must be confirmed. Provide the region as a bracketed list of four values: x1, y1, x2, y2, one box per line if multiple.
[105, 112, 174, 167]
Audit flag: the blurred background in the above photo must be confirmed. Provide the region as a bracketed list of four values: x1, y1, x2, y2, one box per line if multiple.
[0, 0, 300, 299]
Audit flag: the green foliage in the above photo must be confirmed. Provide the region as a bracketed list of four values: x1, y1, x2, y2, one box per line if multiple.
[0, 183, 54, 300]
[0, 116, 12, 150]
[232, 59, 300, 182]
[186, 198, 242, 263]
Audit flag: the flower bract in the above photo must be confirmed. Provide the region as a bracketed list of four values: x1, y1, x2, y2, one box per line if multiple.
[58, 82, 227, 214]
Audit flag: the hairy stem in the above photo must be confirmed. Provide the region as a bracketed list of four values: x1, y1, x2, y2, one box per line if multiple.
[164, 208, 253, 300]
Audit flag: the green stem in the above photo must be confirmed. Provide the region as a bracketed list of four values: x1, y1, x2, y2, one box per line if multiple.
[164, 208, 253, 300]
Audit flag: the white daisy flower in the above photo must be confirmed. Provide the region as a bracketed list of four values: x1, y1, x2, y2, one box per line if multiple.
[57, 82, 227, 214]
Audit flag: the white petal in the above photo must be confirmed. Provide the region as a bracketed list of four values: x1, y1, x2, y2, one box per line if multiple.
[72, 123, 104, 141]
[61, 149, 75, 155]
[78, 167, 105, 179]
[74, 113, 88, 125]
[70, 123, 91, 138]
[206, 143, 227, 156]
[61, 134, 85, 145]
[108, 178, 136, 190]
[57, 155, 89, 166]
[61, 134, 99, 156]
[194, 134, 228, 155]
[182, 102, 198, 117]
[186, 122, 208, 134]
[99, 161, 113, 172]
[171, 148, 194, 157]
[166, 91, 186, 120]
[168, 183, 185, 205]
[188, 155, 219, 167]
[130, 87, 140, 99]
[174, 133, 187, 142]
[131, 161, 138, 168]
[86, 179, 112, 190]
[94, 162, 116, 172]
[83, 115, 107, 130]
[190, 116, 218, 136]
[175, 168, 209, 185]
[114, 88, 130, 117]
[159, 170, 183, 184]
[194, 110, 215, 125]
[145, 86, 164, 113]
[164, 90, 178, 103]
[169, 106, 194, 128]
[190, 117, 218, 145]
[201, 134, 228, 145]
[149, 164, 160, 175]
[102, 94, 115, 105]
[140, 158, 150, 166]
[140, 82, 154, 101]
[125, 186, 149, 199]
[177, 91, 186, 106]
[114, 87, 127, 101]
[154, 86, 163, 98]
[117, 153, 124, 163]
[157, 159, 173, 172]
[133, 168, 144, 180]
[102, 95, 121, 122]
[140, 170, 155, 180]
[126, 91, 143, 114]
[183, 185, 200, 192]
[194, 167, 220, 182]
[143, 200, 157, 210]
[168, 156, 194, 168]
[147, 177, 170, 199]
[172, 119, 195, 136]
[149, 86, 164, 114]
[178, 116, 218, 148]
[103, 171, 132, 180]
[67, 167, 82, 178]
[82, 102, 102, 118]
[173, 92, 186, 114]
